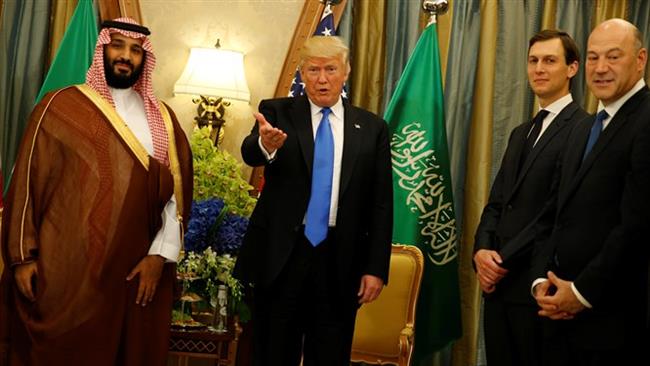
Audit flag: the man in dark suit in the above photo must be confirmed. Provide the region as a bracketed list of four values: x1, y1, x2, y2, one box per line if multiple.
[532, 19, 649, 366]
[234, 35, 393, 366]
[473, 30, 588, 366]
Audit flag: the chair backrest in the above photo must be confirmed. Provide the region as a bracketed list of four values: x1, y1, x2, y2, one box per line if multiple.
[351, 244, 424, 365]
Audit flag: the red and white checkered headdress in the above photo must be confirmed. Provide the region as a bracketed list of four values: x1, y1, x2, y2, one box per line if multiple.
[86, 17, 169, 166]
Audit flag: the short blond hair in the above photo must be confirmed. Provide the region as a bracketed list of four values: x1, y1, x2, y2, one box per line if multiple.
[299, 36, 350, 68]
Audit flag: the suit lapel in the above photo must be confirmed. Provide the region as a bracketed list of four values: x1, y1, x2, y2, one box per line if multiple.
[290, 96, 315, 173]
[556, 116, 591, 209]
[504, 124, 530, 196]
[339, 99, 361, 197]
[558, 87, 648, 212]
[509, 102, 578, 199]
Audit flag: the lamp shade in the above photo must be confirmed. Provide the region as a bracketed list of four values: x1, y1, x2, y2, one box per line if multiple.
[174, 47, 250, 102]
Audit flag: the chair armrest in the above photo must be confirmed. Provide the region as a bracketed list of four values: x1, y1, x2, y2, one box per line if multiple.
[399, 323, 415, 364]
[400, 323, 414, 339]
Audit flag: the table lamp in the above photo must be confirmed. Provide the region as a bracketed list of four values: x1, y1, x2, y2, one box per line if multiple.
[174, 41, 250, 146]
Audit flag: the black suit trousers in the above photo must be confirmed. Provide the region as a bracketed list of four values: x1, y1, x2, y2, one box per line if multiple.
[251, 231, 358, 366]
[540, 319, 649, 366]
[484, 296, 542, 366]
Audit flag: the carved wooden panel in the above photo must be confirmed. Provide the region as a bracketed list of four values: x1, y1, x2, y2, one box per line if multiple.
[97, 0, 142, 23]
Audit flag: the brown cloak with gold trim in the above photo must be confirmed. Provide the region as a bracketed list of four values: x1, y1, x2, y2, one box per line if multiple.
[0, 86, 193, 366]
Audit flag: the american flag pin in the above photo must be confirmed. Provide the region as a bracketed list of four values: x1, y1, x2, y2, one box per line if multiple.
[354, 124, 361, 129]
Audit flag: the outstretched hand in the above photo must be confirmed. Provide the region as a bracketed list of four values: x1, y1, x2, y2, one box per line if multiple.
[256, 112, 287, 153]
[127, 255, 165, 307]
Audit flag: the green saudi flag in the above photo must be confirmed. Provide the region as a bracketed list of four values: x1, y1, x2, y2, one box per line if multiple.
[384, 22, 461, 361]
[35, 0, 97, 104]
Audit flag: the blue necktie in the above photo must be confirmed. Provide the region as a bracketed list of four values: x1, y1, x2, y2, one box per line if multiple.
[304, 107, 334, 246]
[582, 110, 609, 161]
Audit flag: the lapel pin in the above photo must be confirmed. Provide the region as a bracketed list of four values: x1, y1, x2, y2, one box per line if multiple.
[354, 123, 361, 129]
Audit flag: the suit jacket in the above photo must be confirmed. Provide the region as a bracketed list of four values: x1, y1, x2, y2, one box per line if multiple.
[533, 86, 650, 348]
[474, 101, 588, 303]
[234, 96, 393, 293]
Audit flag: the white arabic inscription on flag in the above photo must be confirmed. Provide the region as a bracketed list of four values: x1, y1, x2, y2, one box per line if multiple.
[391, 121, 458, 265]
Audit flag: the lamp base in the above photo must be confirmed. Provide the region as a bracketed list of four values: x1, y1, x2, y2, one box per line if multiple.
[193, 95, 231, 147]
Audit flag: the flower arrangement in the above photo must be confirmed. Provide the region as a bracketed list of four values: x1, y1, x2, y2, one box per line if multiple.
[190, 127, 256, 217]
[179, 198, 245, 302]
[175, 127, 256, 323]
[177, 248, 242, 308]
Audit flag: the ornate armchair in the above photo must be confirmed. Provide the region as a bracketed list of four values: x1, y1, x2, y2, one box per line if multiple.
[351, 245, 424, 366]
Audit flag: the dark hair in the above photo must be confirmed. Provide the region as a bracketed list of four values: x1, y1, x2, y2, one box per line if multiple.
[529, 29, 580, 66]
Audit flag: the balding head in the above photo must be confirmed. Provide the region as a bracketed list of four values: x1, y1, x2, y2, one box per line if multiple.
[586, 18, 647, 105]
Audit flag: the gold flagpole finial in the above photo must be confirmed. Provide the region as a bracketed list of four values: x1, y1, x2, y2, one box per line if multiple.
[423, 0, 449, 26]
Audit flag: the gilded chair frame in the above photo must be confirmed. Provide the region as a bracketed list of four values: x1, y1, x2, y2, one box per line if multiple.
[351, 244, 425, 365]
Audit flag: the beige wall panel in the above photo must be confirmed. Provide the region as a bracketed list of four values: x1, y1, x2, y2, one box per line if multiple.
[140, 0, 304, 178]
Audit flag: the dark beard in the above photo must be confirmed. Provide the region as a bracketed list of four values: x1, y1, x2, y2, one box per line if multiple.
[104, 54, 144, 89]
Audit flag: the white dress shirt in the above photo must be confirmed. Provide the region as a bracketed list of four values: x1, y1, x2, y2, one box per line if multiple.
[110, 87, 181, 262]
[597, 78, 646, 130]
[531, 93, 573, 146]
[258, 97, 344, 226]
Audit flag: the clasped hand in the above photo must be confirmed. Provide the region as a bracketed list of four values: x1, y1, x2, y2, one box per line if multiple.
[473, 249, 508, 293]
[534, 271, 586, 320]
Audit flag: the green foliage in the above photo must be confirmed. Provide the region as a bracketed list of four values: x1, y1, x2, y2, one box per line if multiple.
[190, 127, 257, 217]
[177, 248, 242, 303]
[177, 248, 250, 322]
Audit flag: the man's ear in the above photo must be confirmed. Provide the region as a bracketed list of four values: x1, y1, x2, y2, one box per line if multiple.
[636, 47, 648, 72]
[344, 63, 351, 82]
[567, 61, 579, 79]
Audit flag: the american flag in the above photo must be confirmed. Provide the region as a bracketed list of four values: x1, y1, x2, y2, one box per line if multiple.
[288, 4, 347, 98]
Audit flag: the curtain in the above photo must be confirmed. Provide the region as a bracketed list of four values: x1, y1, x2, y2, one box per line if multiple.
[337, 0, 353, 50]
[445, 0, 481, 238]
[627, 0, 650, 83]
[451, 1, 497, 365]
[555, 0, 595, 108]
[442, 1, 484, 361]
[491, 1, 543, 180]
[349, 0, 386, 115]
[0, 1, 50, 190]
[381, 0, 421, 114]
[47, 0, 80, 67]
